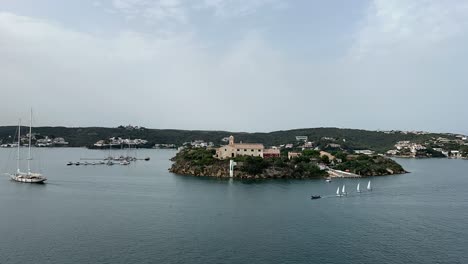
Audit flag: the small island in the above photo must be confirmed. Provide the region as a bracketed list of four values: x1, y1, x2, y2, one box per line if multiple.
[169, 136, 407, 179]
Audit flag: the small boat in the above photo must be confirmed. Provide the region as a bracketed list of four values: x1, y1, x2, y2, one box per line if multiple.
[75, 162, 80, 166]
[66, 162, 73, 166]
[84, 162, 89, 166]
[342, 185, 347, 196]
[357, 183, 361, 193]
[325, 178, 332, 183]
[310, 195, 321, 200]
[120, 160, 130, 165]
[107, 160, 114, 166]
[367, 180, 372, 191]
[336, 187, 341, 197]
[144, 157, 150, 161]
[91, 162, 96, 165]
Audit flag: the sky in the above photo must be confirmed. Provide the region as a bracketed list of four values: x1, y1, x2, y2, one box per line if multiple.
[0, 0, 467, 134]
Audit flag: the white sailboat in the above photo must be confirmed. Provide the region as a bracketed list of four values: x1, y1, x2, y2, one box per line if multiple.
[342, 185, 347, 196]
[357, 183, 361, 193]
[7, 110, 47, 183]
[336, 187, 341, 197]
[367, 180, 372, 191]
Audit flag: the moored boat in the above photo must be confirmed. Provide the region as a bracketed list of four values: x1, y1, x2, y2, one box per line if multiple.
[7, 110, 47, 184]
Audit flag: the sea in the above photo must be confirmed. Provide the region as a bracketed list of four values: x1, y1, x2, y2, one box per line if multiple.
[0, 148, 467, 264]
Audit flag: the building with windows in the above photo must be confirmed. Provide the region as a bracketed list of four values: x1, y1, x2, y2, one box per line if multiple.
[215, 136, 264, 159]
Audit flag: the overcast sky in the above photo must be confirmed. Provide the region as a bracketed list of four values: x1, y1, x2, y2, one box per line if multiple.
[1, 0, 467, 134]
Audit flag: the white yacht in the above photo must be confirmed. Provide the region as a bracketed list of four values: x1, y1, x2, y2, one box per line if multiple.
[7, 110, 47, 183]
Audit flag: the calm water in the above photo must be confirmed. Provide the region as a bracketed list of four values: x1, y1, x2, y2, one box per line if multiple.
[0, 148, 467, 264]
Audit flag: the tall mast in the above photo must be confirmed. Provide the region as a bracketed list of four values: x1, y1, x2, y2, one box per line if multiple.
[17, 119, 21, 173]
[28, 109, 32, 174]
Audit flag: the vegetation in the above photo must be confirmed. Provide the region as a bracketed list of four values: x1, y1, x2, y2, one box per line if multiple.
[179, 148, 216, 166]
[0, 126, 461, 152]
[333, 154, 406, 176]
[170, 148, 328, 178]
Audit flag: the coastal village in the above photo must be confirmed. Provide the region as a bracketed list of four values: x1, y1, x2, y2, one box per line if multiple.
[1, 125, 467, 160]
[0, 133, 69, 148]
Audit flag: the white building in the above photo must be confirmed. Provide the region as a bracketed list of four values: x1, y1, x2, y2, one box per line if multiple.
[215, 136, 264, 159]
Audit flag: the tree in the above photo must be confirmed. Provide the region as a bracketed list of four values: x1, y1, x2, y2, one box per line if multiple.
[320, 155, 330, 164]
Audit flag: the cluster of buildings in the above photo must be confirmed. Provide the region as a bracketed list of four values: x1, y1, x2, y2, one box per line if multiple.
[386, 138, 468, 158]
[214, 136, 280, 159]
[94, 137, 148, 147]
[185, 140, 214, 148]
[153, 143, 177, 149]
[380, 130, 431, 135]
[36, 137, 69, 147]
[0, 134, 69, 148]
[117, 125, 145, 130]
[386, 141, 429, 157]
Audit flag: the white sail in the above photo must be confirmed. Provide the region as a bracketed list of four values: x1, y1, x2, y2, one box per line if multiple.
[367, 180, 371, 190]
[357, 183, 361, 192]
[336, 187, 340, 196]
[342, 185, 346, 194]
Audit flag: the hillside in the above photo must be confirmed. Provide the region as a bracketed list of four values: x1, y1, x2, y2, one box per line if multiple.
[0, 126, 460, 152]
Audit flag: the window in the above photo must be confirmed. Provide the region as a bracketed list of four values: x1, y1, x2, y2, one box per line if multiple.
[237, 149, 240, 151]
[224, 149, 227, 151]
[251, 149, 254, 152]
[244, 149, 247, 151]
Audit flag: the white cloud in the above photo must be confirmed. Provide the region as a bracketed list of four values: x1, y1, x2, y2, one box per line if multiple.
[2, 0, 468, 133]
[0, 12, 296, 130]
[351, 0, 468, 59]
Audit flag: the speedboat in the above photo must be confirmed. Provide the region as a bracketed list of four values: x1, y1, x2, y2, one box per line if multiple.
[310, 195, 321, 200]
[66, 162, 73, 166]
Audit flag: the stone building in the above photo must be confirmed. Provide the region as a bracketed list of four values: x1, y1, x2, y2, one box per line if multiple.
[215, 136, 264, 159]
[263, 148, 280, 158]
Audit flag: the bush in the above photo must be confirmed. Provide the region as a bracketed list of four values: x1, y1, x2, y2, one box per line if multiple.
[241, 156, 268, 175]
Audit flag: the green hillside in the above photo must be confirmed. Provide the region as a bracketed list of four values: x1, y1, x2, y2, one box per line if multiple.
[0, 126, 458, 153]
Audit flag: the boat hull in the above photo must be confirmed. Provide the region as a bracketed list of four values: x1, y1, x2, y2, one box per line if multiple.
[9, 174, 47, 183]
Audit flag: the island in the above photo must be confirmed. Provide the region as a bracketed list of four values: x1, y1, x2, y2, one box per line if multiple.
[169, 136, 407, 179]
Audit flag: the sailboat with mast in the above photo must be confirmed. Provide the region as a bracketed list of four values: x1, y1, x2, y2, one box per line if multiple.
[7, 110, 47, 183]
[342, 184, 347, 196]
[336, 187, 341, 197]
[367, 180, 372, 191]
[357, 183, 361, 193]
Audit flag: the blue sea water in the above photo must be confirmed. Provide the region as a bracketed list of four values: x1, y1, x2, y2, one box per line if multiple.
[0, 148, 467, 264]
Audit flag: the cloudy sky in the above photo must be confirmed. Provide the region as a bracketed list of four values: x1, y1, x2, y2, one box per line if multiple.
[1, 0, 467, 133]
